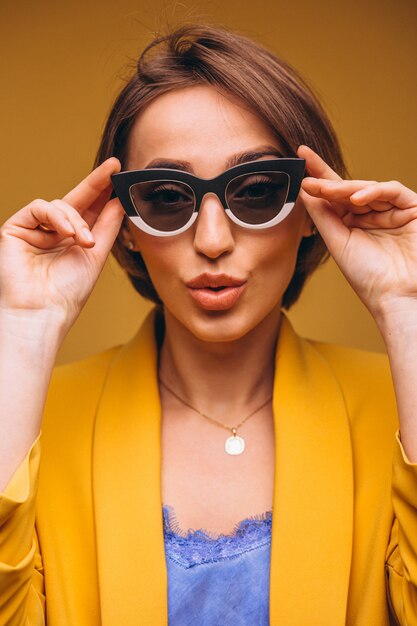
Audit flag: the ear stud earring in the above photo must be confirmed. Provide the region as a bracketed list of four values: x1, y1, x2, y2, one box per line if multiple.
[127, 241, 135, 250]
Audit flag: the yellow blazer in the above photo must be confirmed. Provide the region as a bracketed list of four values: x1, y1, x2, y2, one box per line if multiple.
[1, 308, 417, 625]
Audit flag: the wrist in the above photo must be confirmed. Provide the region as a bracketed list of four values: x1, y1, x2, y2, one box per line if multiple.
[372, 298, 417, 350]
[0, 307, 67, 357]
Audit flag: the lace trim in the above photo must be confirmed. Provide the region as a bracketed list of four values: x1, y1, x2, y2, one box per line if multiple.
[162, 503, 272, 569]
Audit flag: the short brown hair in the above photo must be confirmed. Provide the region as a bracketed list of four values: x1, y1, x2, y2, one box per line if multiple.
[95, 22, 348, 309]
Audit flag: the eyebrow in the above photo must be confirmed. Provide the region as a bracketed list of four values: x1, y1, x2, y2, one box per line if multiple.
[144, 146, 285, 172]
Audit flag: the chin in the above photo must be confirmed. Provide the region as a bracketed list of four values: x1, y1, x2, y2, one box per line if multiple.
[189, 317, 253, 343]
[173, 303, 281, 344]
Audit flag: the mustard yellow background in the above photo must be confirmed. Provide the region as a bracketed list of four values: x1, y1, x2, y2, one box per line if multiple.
[1, 0, 416, 363]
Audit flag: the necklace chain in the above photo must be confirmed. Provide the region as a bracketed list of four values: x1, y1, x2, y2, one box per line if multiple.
[159, 377, 272, 434]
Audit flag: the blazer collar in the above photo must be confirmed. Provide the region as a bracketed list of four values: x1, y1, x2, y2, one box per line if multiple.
[270, 312, 353, 624]
[92, 308, 353, 625]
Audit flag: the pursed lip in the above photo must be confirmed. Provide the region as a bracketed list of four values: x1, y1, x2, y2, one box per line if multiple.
[185, 272, 247, 289]
[184, 273, 248, 311]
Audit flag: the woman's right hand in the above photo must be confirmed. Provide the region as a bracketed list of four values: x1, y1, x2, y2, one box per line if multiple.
[0, 157, 124, 334]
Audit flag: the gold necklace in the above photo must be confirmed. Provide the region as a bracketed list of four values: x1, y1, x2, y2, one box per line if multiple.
[159, 378, 272, 456]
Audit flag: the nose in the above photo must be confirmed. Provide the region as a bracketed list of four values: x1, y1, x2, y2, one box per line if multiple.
[193, 192, 235, 258]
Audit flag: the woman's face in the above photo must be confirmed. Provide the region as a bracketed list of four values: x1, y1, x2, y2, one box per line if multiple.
[124, 85, 312, 342]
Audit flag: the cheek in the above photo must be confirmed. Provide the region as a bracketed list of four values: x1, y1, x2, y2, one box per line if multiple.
[134, 234, 189, 294]
[245, 219, 303, 284]
[132, 211, 304, 306]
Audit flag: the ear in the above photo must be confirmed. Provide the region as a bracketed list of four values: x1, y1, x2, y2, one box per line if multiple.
[303, 216, 317, 238]
[296, 197, 317, 238]
[120, 218, 140, 252]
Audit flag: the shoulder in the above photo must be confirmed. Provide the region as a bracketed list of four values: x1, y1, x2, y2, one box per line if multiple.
[43, 308, 159, 428]
[43, 345, 122, 427]
[49, 345, 120, 394]
[306, 337, 398, 429]
[309, 338, 391, 387]
[38, 345, 129, 501]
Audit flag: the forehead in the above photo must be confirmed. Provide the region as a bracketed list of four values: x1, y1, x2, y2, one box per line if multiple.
[126, 85, 281, 175]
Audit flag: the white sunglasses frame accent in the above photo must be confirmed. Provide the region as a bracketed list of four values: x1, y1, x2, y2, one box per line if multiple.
[127, 201, 296, 237]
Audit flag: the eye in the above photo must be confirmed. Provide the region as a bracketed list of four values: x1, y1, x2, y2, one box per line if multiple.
[244, 182, 272, 198]
[143, 184, 192, 204]
[138, 184, 194, 214]
[233, 176, 283, 199]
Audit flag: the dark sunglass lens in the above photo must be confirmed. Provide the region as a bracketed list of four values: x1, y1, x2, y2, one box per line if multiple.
[129, 180, 195, 232]
[226, 172, 290, 225]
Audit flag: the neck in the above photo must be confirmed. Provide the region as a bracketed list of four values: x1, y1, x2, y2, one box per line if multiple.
[158, 307, 282, 421]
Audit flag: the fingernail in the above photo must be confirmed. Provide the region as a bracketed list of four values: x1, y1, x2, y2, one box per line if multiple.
[65, 219, 75, 235]
[351, 189, 367, 198]
[82, 227, 94, 242]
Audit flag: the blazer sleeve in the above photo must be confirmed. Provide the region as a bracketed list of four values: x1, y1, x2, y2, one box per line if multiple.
[386, 431, 417, 625]
[0, 433, 45, 625]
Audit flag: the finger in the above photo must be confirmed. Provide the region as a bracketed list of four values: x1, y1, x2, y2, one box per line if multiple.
[15, 198, 123, 255]
[343, 207, 417, 230]
[8, 198, 76, 235]
[303, 178, 377, 197]
[300, 180, 350, 218]
[62, 158, 121, 215]
[302, 178, 386, 214]
[10, 230, 75, 251]
[2, 199, 76, 249]
[297, 145, 342, 181]
[57, 184, 114, 234]
[49, 199, 97, 247]
[350, 180, 417, 210]
[82, 183, 114, 227]
[87, 198, 125, 262]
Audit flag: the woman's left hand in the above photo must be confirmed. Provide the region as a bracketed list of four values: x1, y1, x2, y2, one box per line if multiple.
[298, 145, 417, 322]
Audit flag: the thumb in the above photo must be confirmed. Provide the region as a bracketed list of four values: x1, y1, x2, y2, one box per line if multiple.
[299, 188, 350, 262]
[90, 197, 125, 260]
[297, 144, 342, 181]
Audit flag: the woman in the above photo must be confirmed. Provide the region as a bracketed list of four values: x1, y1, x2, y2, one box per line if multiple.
[0, 22, 416, 626]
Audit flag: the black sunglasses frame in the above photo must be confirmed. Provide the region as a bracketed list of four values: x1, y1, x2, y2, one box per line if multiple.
[111, 158, 305, 236]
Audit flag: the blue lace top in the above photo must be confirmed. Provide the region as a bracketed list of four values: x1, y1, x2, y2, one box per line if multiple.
[162, 504, 273, 625]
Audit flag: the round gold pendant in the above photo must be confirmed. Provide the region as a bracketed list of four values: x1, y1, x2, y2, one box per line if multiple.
[225, 434, 245, 455]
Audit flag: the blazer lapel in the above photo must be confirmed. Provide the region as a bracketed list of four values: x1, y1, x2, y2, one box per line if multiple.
[270, 315, 353, 625]
[92, 308, 353, 625]
[92, 309, 168, 626]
